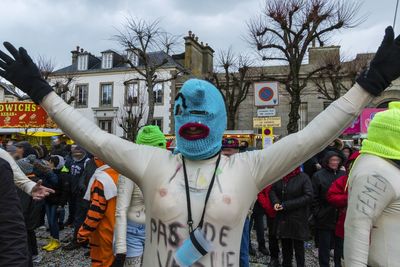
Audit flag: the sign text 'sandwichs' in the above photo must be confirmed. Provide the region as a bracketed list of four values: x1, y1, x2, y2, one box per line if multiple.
[0, 102, 51, 128]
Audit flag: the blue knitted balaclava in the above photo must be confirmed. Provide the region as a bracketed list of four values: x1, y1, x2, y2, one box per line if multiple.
[174, 79, 227, 160]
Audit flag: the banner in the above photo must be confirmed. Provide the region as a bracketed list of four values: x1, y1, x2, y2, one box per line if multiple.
[0, 102, 53, 128]
[360, 108, 386, 134]
[343, 108, 386, 135]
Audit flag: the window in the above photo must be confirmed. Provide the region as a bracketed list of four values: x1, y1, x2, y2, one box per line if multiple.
[152, 118, 163, 131]
[100, 83, 113, 107]
[101, 53, 113, 69]
[298, 102, 308, 130]
[99, 119, 113, 133]
[125, 82, 139, 105]
[153, 83, 164, 104]
[77, 55, 88, 71]
[127, 50, 139, 67]
[75, 84, 88, 108]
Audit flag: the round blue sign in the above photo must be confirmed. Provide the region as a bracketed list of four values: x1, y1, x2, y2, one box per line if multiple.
[258, 87, 274, 102]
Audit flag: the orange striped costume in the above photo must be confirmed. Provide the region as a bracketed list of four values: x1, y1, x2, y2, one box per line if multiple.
[77, 159, 119, 267]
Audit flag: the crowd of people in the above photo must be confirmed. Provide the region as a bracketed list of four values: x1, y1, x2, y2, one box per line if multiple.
[0, 26, 400, 267]
[0, 135, 362, 267]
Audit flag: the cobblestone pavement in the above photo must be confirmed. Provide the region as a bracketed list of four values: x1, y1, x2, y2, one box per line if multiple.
[35, 226, 330, 266]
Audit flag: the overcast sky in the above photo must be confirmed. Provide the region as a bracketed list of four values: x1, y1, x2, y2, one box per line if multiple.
[0, 0, 397, 69]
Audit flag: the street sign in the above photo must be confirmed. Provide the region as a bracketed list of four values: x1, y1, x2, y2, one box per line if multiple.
[254, 82, 279, 106]
[257, 108, 276, 117]
[253, 117, 281, 128]
[262, 137, 273, 148]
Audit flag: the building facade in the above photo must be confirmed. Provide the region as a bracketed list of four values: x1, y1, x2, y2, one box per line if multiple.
[49, 31, 214, 138]
[236, 46, 400, 137]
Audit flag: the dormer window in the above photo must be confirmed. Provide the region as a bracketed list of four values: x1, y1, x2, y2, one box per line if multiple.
[102, 53, 113, 69]
[127, 50, 139, 67]
[77, 54, 88, 71]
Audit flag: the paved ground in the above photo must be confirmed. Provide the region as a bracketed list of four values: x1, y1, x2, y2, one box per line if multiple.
[34, 226, 329, 266]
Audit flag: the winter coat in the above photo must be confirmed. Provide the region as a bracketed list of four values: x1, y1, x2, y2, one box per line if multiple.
[53, 166, 72, 206]
[76, 158, 97, 198]
[70, 157, 90, 195]
[257, 185, 276, 218]
[269, 172, 313, 241]
[303, 156, 320, 178]
[0, 158, 30, 266]
[312, 151, 346, 230]
[326, 175, 348, 239]
[16, 173, 44, 231]
[326, 151, 360, 239]
[33, 161, 61, 205]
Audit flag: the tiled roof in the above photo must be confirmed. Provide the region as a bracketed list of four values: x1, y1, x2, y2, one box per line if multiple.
[52, 51, 184, 75]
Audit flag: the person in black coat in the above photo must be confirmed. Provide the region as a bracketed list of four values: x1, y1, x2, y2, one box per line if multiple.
[269, 167, 313, 267]
[0, 157, 30, 266]
[312, 151, 345, 267]
[16, 155, 44, 263]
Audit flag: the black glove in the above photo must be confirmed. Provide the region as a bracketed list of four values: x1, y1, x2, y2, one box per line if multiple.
[357, 26, 400, 96]
[0, 42, 53, 103]
[111, 254, 126, 267]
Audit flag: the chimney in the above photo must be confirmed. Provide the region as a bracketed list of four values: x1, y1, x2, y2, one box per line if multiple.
[183, 31, 214, 77]
[71, 45, 80, 65]
[308, 45, 340, 66]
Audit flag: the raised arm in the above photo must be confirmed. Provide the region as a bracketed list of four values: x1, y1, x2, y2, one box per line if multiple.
[0, 42, 164, 188]
[242, 26, 400, 190]
[248, 83, 372, 190]
[41, 92, 158, 187]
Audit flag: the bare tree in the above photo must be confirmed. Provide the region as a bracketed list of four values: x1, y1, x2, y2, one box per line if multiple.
[207, 48, 255, 129]
[36, 56, 76, 104]
[115, 17, 184, 125]
[248, 0, 363, 133]
[313, 53, 369, 101]
[117, 83, 148, 141]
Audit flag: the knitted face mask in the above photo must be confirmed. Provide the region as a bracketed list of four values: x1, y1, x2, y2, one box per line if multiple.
[174, 79, 227, 160]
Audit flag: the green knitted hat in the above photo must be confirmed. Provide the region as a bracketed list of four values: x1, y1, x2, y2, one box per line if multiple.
[361, 102, 400, 160]
[136, 125, 166, 149]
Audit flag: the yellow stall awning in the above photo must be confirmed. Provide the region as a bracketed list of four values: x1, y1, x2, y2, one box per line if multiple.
[18, 131, 63, 137]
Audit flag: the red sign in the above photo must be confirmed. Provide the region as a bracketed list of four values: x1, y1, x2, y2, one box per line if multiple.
[0, 102, 52, 128]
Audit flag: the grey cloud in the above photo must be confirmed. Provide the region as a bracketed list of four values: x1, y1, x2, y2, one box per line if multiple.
[0, 0, 393, 69]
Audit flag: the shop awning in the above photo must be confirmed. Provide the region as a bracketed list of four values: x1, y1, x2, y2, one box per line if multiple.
[18, 130, 63, 137]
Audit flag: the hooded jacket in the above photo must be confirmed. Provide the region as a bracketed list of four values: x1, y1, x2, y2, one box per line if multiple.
[312, 151, 346, 230]
[326, 151, 360, 239]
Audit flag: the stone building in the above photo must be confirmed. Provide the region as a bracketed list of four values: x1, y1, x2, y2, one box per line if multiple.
[235, 46, 400, 137]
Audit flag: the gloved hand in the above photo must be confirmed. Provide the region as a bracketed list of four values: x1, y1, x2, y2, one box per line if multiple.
[357, 26, 400, 96]
[111, 254, 126, 267]
[0, 42, 53, 103]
